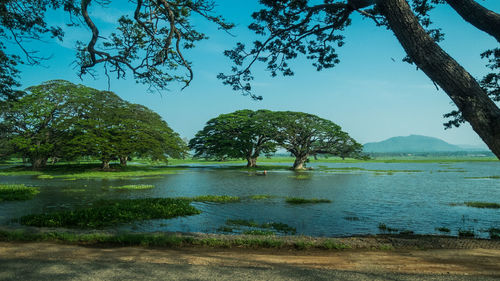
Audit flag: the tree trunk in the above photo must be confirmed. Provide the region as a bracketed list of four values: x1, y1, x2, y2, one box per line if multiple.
[378, 0, 500, 159]
[246, 156, 257, 167]
[445, 0, 500, 42]
[102, 160, 110, 170]
[292, 155, 308, 170]
[119, 156, 128, 167]
[31, 157, 47, 170]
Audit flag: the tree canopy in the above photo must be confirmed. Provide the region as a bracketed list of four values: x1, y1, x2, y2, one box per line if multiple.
[190, 110, 363, 169]
[1, 0, 499, 158]
[189, 110, 278, 167]
[274, 111, 363, 169]
[1, 80, 187, 169]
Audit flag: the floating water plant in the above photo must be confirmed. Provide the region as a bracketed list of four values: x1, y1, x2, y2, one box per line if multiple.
[285, 197, 331, 204]
[181, 195, 241, 203]
[436, 227, 451, 233]
[0, 184, 39, 201]
[250, 194, 274, 200]
[37, 174, 54, 179]
[464, 202, 500, 209]
[19, 198, 201, 228]
[243, 230, 274, 236]
[378, 223, 398, 233]
[458, 229, 475, 238]
[465, 176, 500, 180]
[489, 228, 500, 239]
[225, 219, 296, 234]
[110, 184, 155, 190]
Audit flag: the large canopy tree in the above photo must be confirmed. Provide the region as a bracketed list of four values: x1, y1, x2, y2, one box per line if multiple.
[1, 1, 499, 158]
[1, 80, 93, 169]
[274, 111, 362, 170]
[1, 80, 186, 169]
[219, 0, 500, 158]
[189, 110, 278, 167]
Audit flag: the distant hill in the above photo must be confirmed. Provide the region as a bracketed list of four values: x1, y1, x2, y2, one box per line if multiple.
[363, 135, 463, 153]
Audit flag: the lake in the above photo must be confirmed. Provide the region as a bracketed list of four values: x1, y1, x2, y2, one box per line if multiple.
[1, 161, 499, 238]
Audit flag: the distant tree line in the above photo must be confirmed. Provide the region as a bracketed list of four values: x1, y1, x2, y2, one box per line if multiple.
[189, 110, 364, 170]
[0, 80, 187, 169]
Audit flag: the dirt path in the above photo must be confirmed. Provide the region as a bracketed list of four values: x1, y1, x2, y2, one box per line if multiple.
[1, 242, 500, 280]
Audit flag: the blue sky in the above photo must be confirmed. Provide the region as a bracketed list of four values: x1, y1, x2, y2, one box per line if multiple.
[8, 1, 500, 146]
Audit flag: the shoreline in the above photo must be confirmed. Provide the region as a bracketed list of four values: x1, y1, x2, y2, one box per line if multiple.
[1, 226, 500, 250]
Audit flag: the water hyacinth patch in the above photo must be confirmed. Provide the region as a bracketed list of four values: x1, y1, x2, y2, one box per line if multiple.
[0, 184, 39, 201]
[19, 198, 201, 228]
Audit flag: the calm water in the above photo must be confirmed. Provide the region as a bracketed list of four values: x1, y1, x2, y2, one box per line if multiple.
[1, 162, 500, 237]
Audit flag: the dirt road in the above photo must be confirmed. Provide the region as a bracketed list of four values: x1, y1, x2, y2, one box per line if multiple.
[1, 242, 500, 280]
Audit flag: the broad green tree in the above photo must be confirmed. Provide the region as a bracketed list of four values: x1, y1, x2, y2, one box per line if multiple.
[2, 80, 186, 169]
[189, 110, 278, 167]
[1, 80, 95, 169]
[274, 111, 362, 170]
[1, 1, 499, 158]
[114, 103, 188, 166]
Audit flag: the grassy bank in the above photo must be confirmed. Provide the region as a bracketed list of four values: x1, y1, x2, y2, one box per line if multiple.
[19, 198, 200, 228]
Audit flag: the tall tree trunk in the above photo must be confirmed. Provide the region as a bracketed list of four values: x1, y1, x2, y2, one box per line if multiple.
[31, 157, 47, 170]
[378, 0, 500, 159]
[292, 155, 308, 170]
[102, 160, 110, 170]
[246, 156, 257, 167]
[119, 156, 128, 167]
[445, 0, 500, 42]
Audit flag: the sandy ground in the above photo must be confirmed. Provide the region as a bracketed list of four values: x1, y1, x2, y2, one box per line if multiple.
[1, 242, 500, 280]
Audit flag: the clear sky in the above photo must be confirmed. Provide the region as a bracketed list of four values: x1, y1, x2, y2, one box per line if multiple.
[8, 1, 500, 147]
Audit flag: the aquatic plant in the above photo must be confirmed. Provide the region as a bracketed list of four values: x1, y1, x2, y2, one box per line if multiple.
[343, 216, 360, 221]
[464, 202, 500, 209]
[436, 227, 451, 233]
[465, 176, 500, 180]
[0, 184, 39, 201]
[250, 194, 274, 200]
[110, 184, 155, 190]
[225, 219, 296, 235]
[378, 223, 398, 233]
[19, 198, 201, 228]
[458, 229, 475, 238]
[226, 219, 259, 228]
[243, 230, 275, 236]
[489, 228, 500, 239]
[37, 174, 54, 179]
[285, 197, 331, 204]
[181, 195, 241, 203]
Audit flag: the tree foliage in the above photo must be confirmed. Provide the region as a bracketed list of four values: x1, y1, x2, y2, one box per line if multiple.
[218, 0, 500, 159]
[190, 110, 363, 169]
[0, 0, 233, 92]
[1, 80, 186, 169]
[1, 0, 499, 158]
[274, 111, 363, 169]
[189, 110, 278, 167]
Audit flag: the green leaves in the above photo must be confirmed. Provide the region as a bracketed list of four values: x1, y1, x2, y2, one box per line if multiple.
[1, 80, 186, 168]
[190, 110, 363, 168]
[189, 110, 278, 166]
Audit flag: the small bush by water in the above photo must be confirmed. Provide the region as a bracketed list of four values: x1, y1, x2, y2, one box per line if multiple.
[285, 197, 331, 204]
[19, 198, 201, 228]
[0, 184, 39, 202]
